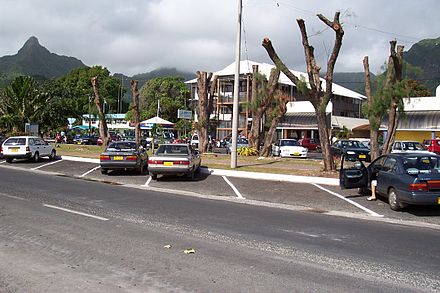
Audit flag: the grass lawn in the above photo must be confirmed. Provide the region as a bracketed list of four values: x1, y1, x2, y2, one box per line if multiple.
[53, 143, 337, 178]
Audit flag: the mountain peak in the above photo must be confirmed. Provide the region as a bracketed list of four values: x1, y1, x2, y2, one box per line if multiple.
[18, 36, 50, 56]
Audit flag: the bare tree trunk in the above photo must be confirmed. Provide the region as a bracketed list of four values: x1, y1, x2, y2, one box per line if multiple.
[382, 41, 404, 154]
[130, 80, 141, 147]
[261, 12, 343, 171]
[363, 56, 380, 161]
[91, 77, 110, 147]
[260, 93, 289, 156]
[195, 72, 218, 153]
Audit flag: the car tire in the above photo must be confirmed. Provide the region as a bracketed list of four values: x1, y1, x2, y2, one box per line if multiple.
[150, 173, 157, 180]
[33, 152, 39, 163]
[49, 149, 56, 160]
[388, 188, 407, 211]
[101, 168, 108, 175]
[5, 158, 13, 163]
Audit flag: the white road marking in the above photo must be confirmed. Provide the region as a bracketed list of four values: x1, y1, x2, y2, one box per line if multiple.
[0, 192, 26, 201]
[222, 176, 245, 199]
[31, 160, 62, 170]
[144, 176, 152, 186]
[43, 204, 109, 221]
[80, 166, 101, 177]
[312, 184, 383, 218]
[0, 160, 6, 164]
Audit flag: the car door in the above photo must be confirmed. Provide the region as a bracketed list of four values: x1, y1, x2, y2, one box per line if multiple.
[376, 156, 398, 195]
[39, 139, 51, 156]
[339, 155, 368, 189]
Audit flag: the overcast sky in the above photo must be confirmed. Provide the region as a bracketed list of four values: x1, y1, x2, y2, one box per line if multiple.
[1, 0, 439, 76]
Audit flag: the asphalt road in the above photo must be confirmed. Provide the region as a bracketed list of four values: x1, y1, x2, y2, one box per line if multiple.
[0, 167, 439, 292]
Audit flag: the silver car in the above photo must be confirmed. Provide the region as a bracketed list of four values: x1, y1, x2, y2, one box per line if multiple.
[148, 143, 201, 180]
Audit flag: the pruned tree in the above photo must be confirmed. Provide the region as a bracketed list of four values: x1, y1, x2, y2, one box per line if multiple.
[91, 76, 110, 147]
[259, 92, 290, 157]
[195, 71, 218, 153]
[382, 40, 404, 154]
[363, 56, 381, 161]
[263, 12, 344, 171]
[248, 65, 280, 151]
[130, 80, 141, 147]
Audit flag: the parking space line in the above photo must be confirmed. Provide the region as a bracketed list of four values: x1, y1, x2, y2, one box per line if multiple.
[31, 160, 62, 170]
[222, 176, 245, 199]
[312, 184, 383, 217]
[0, 160, 6, 164]
[80, 166, 101, 177]
[43, 204, 109, 221]
[144, 176, 152, 187]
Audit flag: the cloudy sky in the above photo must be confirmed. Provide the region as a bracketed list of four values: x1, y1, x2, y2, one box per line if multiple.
[1, 0, 439, 76]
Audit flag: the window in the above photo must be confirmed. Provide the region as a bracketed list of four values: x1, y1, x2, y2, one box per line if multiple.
[383, 157, 398, 173]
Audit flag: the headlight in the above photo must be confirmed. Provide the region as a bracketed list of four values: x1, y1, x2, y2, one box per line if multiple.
[346, 151, 355, 155]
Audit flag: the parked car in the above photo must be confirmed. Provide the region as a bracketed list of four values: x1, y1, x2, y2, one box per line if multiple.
[1, 136, 56, 163]
[226, 137, 249, 154]
[391, 141, 430, 153]
[190, 133, 199, 148]
[272, 139, 308, 158]
[148, 143, 201, 180]
[423, 139, 440, 154]
[0, 135, 6, 159]
[73, 134, 99, 145]
[331, 139, 371, 162]
[99, 141, 148, 174]
[340, 152, 440, 211]
[298, 138, 320, 151]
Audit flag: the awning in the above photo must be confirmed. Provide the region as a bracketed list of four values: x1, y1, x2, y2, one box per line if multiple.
[71, 125, 97, 130]
[382, 111, 440, 131]
[137, 116, 174, 129]
[277, 112, 331, 129]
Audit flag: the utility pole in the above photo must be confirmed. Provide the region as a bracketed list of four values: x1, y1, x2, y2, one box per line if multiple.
[231, 0, 242, 168]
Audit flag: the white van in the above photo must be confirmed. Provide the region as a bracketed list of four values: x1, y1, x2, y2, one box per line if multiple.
[1, 136, 56, 163]
[190, 133, 199, 148]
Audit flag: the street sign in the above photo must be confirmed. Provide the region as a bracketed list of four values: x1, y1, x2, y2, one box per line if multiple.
[178, 109, 192, 120]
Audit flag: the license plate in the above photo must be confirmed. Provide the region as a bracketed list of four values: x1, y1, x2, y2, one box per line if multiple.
[164, 162, 173, 166]
[359, 154, 366, 159]
[292, 152, 300, 156]
[10, 148, 19, 152]
[438, 197, 440, 205]
[113, 156, 123, 161]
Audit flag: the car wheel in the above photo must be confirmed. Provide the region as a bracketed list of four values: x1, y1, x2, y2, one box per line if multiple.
[388, 188, 407, 211]
[101, 168, 108, 175]
[49, 149, 56, 160]
[150, 173, 158, 180]
[5, 158, 13, 163]
[33, 152, 39, 163]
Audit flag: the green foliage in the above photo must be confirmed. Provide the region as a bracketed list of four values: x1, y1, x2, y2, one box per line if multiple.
[237, 146, 258, 156]
[138, 77, 190, 123]
[336, 126, 351, 139]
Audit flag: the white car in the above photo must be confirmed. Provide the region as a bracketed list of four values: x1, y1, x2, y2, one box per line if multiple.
[391, 141, 434, 154]
[1, 136, 56, 163]
[272, 139, 308, 158]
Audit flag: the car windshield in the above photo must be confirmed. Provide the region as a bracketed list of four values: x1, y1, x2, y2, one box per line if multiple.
[280, 140, 299, 146]
[401, 142, 425, 150]
[238, 138, 248, 144]
[107, 142, 137, 151]
[340, 140, 361, 148]
[4, 138, 26, 145]
[156, 145, 189, 156]
[402, 155, 440, 174]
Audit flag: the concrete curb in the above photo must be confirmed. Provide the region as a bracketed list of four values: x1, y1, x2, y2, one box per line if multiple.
[60, 155, 339, 186]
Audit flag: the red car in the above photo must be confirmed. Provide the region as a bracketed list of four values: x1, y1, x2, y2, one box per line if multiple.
[298, 138, 320, 151]
[423, 139, 440, 154]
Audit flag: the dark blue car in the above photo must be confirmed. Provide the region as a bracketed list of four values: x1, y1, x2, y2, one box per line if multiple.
[340, 152, 440, 211]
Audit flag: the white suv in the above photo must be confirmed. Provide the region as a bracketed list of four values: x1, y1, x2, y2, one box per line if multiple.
[1, 136, 56, 163]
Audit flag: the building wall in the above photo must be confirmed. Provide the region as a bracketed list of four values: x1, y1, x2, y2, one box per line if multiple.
[395, 130, 437, 142]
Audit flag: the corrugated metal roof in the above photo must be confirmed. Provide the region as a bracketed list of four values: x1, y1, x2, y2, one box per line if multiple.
[389, 111, 440, 130]
[277, 112, 331, 129]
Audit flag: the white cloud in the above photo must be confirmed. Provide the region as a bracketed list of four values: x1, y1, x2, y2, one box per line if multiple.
[0, 0, 439, 76]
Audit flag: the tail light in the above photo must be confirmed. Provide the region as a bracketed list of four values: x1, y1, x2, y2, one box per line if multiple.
[175, 160, 189, 165]
[26, 146, 30, 152]
[0, 146, 2, 153]
[409, 183, 428, 191]
[125, 155, 137, 161]
[100, 155, 111, 161]
[148, 159, 163, 164]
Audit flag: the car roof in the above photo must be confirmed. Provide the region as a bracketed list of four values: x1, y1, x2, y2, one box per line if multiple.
[385, 152, 439, 158]
[6, 136, 38, 139]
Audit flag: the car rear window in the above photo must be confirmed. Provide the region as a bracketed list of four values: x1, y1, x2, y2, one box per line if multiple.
[156, 145, 189, 155]
[4, 138, 26, 145]
[107, 142, 136, 150]
[403, 156, 440, 173]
